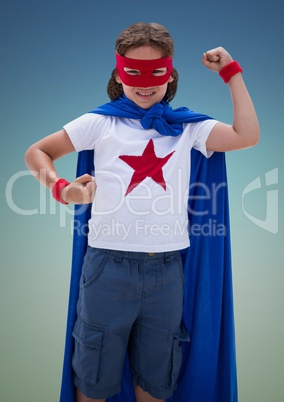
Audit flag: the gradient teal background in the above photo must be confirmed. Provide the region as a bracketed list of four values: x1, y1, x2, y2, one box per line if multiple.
[1, 0, 283, 401]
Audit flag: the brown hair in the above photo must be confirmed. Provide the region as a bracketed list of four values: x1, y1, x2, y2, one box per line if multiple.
[107, 22, 178, 102]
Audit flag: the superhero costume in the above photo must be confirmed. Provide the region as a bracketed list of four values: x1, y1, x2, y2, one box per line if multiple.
[59, 95, 237, 402]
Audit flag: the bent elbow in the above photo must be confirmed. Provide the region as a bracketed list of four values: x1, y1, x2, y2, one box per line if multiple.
[24, 144, 41, 170]
[24, 145, 36, 169]
[244, 125, 260, 149]
[24, 146, 32, 168]
[251, 128, 260, 147]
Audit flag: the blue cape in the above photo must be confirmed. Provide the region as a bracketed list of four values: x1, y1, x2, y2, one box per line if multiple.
[59, 97, 238, 401]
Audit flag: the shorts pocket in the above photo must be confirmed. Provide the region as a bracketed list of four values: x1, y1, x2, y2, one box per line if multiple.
[166, 326, 190, 389]
[81, 247, 108, 288]
[72, 318, 104, 386]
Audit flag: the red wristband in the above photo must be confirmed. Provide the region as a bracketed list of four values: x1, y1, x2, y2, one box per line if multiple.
[219, 61, 243, 83]
[52, 179, 70, 205]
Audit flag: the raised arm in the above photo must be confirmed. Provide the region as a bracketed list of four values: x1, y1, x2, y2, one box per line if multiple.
[202, 47, 260, 152]
[25, 129, 96, 204]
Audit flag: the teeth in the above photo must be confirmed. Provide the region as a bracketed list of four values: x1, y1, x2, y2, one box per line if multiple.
[137, 91, 154, 96]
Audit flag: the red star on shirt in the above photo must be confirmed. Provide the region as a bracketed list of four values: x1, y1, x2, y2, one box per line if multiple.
[119, 139, 175, 196]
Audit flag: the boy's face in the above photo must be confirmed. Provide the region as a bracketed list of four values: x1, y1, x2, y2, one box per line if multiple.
[115, 46, 174, 109]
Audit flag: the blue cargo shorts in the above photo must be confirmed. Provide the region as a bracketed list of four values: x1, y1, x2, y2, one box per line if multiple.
[72, 246, 190, 400]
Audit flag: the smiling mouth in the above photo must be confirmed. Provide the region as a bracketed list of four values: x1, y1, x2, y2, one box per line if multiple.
[136, 91, 155, 97]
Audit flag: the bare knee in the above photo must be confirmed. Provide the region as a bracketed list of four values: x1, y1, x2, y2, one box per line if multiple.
[134, 385, 165, 402]
[76, 387, 106, 402]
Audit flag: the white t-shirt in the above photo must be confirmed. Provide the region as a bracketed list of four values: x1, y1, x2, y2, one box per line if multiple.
[64, 113, 218, 252]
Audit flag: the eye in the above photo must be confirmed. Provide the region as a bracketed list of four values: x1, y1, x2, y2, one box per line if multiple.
[123, 68, 141, 75]
[152, 68, 167, 76]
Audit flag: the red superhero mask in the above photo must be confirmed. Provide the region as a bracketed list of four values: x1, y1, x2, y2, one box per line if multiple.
[116, 53, 173, 87]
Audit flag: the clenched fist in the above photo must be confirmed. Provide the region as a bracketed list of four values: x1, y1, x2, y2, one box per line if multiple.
[202, 47, 233, 73]
[61, 174, 96, 204]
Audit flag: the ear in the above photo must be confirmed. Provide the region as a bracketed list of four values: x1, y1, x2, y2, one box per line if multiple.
[115, 72, 122, 84]
[168, 75, 174, 83]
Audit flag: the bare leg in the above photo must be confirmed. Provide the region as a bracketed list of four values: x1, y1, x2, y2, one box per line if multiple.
[76, 387, 106, 402]
[134, 385, 166, 402]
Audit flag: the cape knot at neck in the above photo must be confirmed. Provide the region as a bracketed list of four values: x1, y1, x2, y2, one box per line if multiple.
[90, 95, 213, 136]
[141, 103, 165, 130]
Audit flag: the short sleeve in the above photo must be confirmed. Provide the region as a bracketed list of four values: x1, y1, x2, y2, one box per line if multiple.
[188, 119, 219, 158]
[63, 113, 110, 152]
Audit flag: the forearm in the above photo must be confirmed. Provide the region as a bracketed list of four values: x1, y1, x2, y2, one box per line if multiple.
[25, 129, 96, 204]
[228, 73, 260, 146]
[25, 146, 60, 190]
[203, 48, 260, 152]
[25, 144, 96, 205]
